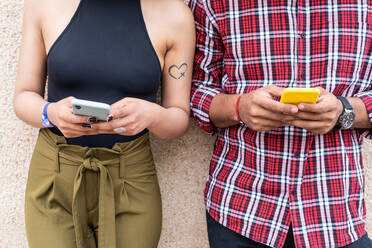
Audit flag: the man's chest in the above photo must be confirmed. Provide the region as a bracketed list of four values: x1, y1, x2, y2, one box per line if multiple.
[214, 0, 372, 93]
[214, 0, 371, 32]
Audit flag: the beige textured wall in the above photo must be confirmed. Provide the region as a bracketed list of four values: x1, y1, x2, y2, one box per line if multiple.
[0, 1, 371, 248]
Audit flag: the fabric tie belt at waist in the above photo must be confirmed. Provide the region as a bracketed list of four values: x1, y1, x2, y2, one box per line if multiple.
[37, 128, 150, 248]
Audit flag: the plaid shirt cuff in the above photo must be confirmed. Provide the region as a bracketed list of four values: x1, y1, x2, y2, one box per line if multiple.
[355, 92, 372, 138]
[191, 85, 223, 135]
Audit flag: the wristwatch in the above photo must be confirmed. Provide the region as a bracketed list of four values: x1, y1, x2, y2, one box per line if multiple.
[336, 96, 355, 129]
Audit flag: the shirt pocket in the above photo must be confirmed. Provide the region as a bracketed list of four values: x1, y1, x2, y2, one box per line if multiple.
[328, 10, 372, 96]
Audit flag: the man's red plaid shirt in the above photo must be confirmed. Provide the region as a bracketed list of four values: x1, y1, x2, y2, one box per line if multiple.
[189, 0, 372, 247]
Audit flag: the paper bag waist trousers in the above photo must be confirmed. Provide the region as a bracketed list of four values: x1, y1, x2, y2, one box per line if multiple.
[25, 128, 162, 248]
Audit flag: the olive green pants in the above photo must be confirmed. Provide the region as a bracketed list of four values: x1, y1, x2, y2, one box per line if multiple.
[25, 128, 162, 248]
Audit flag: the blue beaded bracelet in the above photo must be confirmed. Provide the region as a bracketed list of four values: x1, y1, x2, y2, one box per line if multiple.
[41, 102, 56, 128]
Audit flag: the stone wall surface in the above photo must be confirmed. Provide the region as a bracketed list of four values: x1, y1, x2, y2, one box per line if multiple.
[0, 0, 371, 247]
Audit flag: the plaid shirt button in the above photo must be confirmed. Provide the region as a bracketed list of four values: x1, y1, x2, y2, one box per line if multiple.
[295, 151, 301, 158]
[300, 72, 306, 80]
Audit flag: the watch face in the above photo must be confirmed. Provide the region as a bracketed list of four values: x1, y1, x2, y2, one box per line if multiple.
[340, 110, 355, 129]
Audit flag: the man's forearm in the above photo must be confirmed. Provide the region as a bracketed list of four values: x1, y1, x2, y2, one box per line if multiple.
[209, 93, 240, 128]
[348, 97, 372, 129]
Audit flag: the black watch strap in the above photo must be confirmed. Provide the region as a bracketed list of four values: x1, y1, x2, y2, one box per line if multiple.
[336, 96, 352, 111]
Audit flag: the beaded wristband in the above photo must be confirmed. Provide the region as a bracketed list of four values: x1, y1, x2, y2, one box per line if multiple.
[41, 102, 56, 128]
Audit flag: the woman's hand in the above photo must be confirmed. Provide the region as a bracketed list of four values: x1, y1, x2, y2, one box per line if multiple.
[47, 96, 97, 138]
[91, 98, 159, 136]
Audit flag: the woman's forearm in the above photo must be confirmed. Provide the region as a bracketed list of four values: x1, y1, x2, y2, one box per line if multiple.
[13, 91, 47, 128]
[148, 103, 190, 139]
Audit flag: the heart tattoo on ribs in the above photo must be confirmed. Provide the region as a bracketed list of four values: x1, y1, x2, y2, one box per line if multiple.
[168, 63, 188, 80]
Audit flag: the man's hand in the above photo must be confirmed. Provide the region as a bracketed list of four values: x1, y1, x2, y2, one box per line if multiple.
[285, 87, 343, 134]
[239, 85, 299, 132]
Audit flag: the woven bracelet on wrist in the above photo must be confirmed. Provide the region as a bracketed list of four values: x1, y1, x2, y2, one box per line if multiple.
[235, 95, 242, 121]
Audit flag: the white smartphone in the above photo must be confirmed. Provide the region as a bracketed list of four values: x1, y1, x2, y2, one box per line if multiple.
[71, 99, 110, 121]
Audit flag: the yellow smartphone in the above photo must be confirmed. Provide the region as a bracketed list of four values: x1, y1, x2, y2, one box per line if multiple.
[280, 88, 320, 105]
